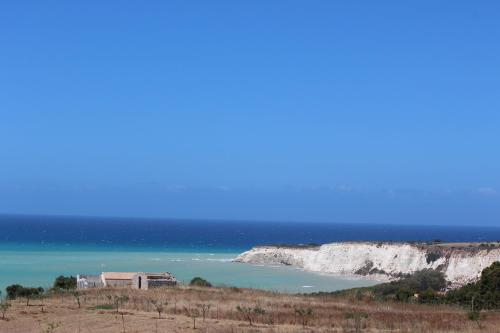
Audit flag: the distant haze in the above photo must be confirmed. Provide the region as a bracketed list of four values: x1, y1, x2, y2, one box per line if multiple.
[0, 1, 499, 225]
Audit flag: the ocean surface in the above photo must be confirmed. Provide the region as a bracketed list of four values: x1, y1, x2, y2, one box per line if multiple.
[1, 214, 500, 293]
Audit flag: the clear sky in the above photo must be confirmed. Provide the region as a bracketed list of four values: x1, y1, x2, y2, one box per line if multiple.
[1, 1, 499, 225]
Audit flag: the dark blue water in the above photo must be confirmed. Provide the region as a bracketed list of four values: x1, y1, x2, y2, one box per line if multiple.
[1, 214, 499, 251]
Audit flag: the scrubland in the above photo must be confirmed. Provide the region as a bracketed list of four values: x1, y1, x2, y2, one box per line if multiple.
[0, 286, 498, 333]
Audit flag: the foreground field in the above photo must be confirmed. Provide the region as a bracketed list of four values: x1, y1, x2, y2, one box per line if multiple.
[0, 286, 498, 333]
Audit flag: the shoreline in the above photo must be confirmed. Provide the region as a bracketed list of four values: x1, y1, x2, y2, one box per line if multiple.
[0, 247, 379, 294]
[235, 241, 500, 286]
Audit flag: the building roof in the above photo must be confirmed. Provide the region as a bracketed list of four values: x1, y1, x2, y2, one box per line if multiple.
[140, 272, 174, 276]
[102, 272, 136, 280]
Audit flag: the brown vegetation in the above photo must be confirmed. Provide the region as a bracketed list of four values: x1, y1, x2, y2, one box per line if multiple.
[0, 285, 498, 332]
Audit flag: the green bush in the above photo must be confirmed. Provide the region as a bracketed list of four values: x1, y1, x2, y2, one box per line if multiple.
[373, 269, 446, 299]
[5, 284, 23, 300]
[426, 252, 442, 264]
[446, 261, 500, 309]
[395, 288, 413, 302]
[419, 288, 439, 304]
[5, 284, 44, 306]
[53, 275, 76, 290]
[328, 269, 446, 303]
[189, 277, 212, 287]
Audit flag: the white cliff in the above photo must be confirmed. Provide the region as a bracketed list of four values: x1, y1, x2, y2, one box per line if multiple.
[234, 242, 500, 285]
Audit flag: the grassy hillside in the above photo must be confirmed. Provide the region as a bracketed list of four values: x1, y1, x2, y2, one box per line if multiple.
[0, 284, 499, 332]
[1, 262, 498, 332]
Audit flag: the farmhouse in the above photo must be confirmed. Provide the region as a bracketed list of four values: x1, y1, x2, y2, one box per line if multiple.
[77, 272, 177, 290]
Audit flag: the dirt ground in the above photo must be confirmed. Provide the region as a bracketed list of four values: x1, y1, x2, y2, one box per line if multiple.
[0, 286, 498, 333]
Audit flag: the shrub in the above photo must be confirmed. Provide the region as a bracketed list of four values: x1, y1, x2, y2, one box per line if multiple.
[426, 252, 442, 264]
[346, 311, 368, 333]
[53, 275, 76, 290]
[329, 269, 446, 303]
[190, 277, 212, 287]
[294, 307, 313, 328]
[374, 269, 446, 299]
[6, 284, 23, 300]
[5, 284, 44, 305]
[113, 294, 129, 313]
[236, 305, 265, 326]
[395, 288, 413, 302]
[419, 288, 439, 304]
[446, 261, 500, 309]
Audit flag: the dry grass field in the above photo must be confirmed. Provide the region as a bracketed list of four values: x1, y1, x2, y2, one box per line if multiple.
[0, 286, 498, 333]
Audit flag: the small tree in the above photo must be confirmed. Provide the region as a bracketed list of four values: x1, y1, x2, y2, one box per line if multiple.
[5, 284, 23, 300]
[294, 307, 313, 328]
[236, 305, 254, 325]
[39, 293, 46, 313]
[53, 275, 77, 290]
[113, 294, 129, 314]
[151, 298, 168, 319]
[72, 291, 81, 309]
[120, 312, 126, 333]
[198, 303, 211, 322]
[172, 289, 178, 315]
[5, 285, 44, 306]
[467, 295, 483, 329]
[0, 301, 11, 320]
[19, 287, 44, 306]
[184, 306, 200, 329]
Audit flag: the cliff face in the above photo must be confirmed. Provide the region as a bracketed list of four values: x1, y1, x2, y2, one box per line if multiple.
[234, 242, 500, 285]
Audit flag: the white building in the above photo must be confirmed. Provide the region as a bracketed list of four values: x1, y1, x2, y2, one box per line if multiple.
[77, 272, 177, 290]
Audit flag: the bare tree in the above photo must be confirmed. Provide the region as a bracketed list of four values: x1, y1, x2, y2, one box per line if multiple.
[121, 312, 126, 333]
[151, 298, 168, 319]
[113, 294, 129, 314]
[184, 306, 200, 329]
[198, 303, 211, 322]
[0, 301, 11, 320]
[172, 289, 177, 315]
[36, 293, 46, 313]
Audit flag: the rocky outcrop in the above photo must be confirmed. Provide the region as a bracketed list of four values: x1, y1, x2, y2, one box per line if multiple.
[234, 242, 500, 285]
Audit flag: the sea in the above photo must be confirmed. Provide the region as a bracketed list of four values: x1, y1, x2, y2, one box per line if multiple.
[1, 214, 500, 293]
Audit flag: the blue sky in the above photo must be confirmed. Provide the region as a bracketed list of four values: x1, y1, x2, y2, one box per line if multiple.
[1, 1, 499, 225]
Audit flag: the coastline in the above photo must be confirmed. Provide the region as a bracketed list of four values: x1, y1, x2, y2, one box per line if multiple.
[234, 241, 500, 286]
[0, 244, 379, 294]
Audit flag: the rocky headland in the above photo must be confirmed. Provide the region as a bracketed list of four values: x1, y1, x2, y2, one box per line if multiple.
[234, 242, 500, 286]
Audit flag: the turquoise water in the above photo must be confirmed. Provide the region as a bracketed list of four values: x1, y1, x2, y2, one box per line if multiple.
[3, 215, 497, 293]
[0, 244, 379, 293]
